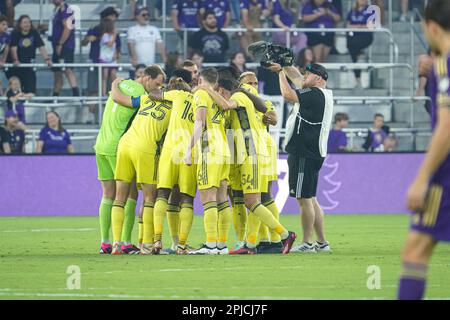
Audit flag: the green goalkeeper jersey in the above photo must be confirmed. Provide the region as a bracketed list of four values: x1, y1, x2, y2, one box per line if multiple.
[94, 80, 147, 156]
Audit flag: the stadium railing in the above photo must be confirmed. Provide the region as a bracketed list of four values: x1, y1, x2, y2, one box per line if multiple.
[22, 125, 431, 154]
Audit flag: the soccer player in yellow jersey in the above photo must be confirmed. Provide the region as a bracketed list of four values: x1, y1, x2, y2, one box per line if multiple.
[200, 79, 297, 254]
[109, 65, 172, 255]
[149, 69, 197, 254]
[239, 71, 283, 254]
[184, 68, 232, 255]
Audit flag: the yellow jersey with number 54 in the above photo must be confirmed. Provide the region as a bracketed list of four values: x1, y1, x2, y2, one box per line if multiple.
[193, 89, 230, 157]
[119, 95, 172, 154]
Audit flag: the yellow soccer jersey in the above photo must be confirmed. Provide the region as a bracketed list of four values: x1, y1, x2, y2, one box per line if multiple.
[229, 88, 268, 160]
[119, 95, 172, 154]
[193, 89, 230, 157]
[161, 89, 195, 155]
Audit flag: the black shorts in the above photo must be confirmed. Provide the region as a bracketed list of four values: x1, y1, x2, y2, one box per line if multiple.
[288, 154, 324, 199]
[306, 32, 335, 48]
[52, 47, 75, 72]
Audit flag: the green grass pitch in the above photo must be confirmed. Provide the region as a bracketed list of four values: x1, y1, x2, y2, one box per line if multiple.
[0, 214, 449, 300]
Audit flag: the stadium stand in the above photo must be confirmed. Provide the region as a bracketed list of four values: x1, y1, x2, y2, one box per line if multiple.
[0, 0, 432, 153]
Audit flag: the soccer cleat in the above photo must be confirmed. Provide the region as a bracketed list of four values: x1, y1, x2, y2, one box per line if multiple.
[258, 242, 283, 254]
[121, 244, 140, 255]
[229, 245, 257, 255]
[232, 241, 245, 251]
[99, 243, 112, 254]
[290, 242, 317, 253]
[256, 241, 271, 252]
[315, 241, 332, 253]
[176, 245, 189, 255]
[111, 243, 123, 255]
[152, 240, 163, 254]
[217, 246, 229, 255]
[140, 243, 154, 255]
[188, 244, 219, 255]
[281, 231, 297, 254]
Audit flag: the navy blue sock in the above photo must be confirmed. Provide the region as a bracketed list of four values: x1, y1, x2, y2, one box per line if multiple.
[397, 263, 427, 300]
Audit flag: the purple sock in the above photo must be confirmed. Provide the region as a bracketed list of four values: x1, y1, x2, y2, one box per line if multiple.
[397, 263, 427, 300]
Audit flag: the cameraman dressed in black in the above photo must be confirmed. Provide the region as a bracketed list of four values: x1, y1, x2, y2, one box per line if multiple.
[267, 62, 334, 253]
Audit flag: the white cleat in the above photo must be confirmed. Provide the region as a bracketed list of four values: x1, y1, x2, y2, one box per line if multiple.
[188, 244, 219, 255]
[314, 241, 332, 253]
[140, 243, 154, 255]
[290, 242, 317, 253]
[217, 246, 229, 255]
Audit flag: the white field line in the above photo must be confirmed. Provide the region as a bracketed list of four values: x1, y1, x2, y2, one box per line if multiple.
[0, 228, 96, 233]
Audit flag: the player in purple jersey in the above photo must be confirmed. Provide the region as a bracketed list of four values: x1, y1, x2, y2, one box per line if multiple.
[397, 0, 450, 300]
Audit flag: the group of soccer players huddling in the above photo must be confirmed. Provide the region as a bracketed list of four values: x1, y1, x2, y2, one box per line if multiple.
[94, 59, 297, 255]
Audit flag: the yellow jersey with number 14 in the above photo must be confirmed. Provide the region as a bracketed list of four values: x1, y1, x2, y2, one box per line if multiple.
[119, 95, 172, 154]
[193, 89, 230, 157]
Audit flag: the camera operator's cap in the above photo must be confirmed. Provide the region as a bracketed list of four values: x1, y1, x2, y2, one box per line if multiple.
[306, 63, 328, 81]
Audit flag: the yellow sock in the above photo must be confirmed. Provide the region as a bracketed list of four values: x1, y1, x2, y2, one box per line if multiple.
[232, 196, 247, 242]
[259, 224, 270, 243]
[246, 211, 261, 248]
[179, 203, 194, 246]
[250, 203, 286, 236]
[264, 199, 282, 242]
[203, 201, 218, 244]
[111, 201, 125, 243]
[138, 221, 143, 245]
[153, 197, 168, 241]
[142, 202, 154, 244]
[167, 204, 180, 245]
[218, 201, 232, 244]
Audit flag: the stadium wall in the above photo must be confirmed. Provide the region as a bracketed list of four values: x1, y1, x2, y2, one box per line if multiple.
[0, 154, 423, 216]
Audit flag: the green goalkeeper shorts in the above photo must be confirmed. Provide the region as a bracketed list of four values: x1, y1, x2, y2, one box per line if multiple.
[96, 153, 117, 181]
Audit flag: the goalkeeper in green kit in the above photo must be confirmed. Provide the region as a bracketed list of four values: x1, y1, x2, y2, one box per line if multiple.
[94, 68, 149, 254]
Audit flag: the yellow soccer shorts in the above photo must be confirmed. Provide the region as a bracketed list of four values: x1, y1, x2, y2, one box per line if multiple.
[268, 142, 278, 182]
[197, 153, 230, 190]
[158, 148, 197, 197]
[229, 163, 243, 191]
[115, 144, 159, 185]
[241, 155, 269, 194]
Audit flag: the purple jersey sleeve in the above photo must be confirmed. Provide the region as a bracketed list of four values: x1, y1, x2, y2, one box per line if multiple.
[38, 128, 46, 141]
[338, 131, 347, 148]
[436, 55, 450, 108]
[302, 3, 313, 15]
[64, 130, 72, 145]
[272, 0, 281, 16]
[240, 0, 249, 10]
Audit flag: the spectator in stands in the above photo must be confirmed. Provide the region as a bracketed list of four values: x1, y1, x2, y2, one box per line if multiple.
[8, 15, 52, 94]
[82, 7, 121, 97]
[302, 0, 341, 63]
[416, 52, 434, 116]
[171, 0, 201, 32]
[97, 18, 120, 96]
[3, 110, 24, 154]
[134, 63, 146, 80]
[229, 51, 248, 75]
[372, 0, 385, 25]
[165, 51, 183, 81]
[36, 111, 74, 154]
[383, 133, 397, 152]
[50, 0, 80, 98]
[191, 51, 204, 71]
[5, 76, 33, 124]
[346, 0, 374, 89]
[362, 113, 389, 152]
[239, 0, 269, 59]
[327, 112, 348, 153]
[272, 0, 308, 57]
[0, 0, 21, 27]
[0, 15, 10, 95]
[199, 0, 231, 28]
[128, 6, 167, 68]
[295, 46, 315, 73]
[0, 120, 11, 154]
[189, 11, 229, 63]
[329, 0, 342, 16]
